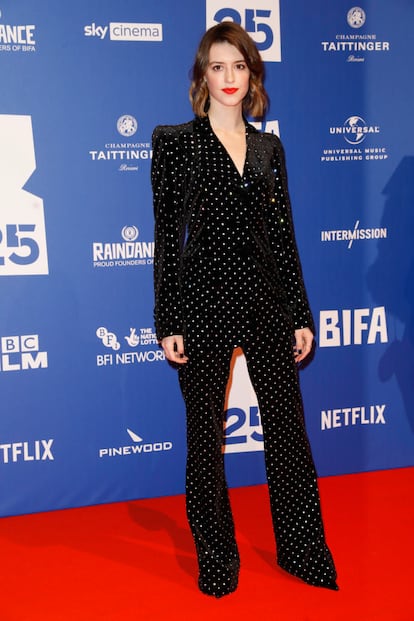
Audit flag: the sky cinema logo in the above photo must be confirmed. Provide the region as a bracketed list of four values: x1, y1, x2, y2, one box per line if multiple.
[84, 22, 163, 42]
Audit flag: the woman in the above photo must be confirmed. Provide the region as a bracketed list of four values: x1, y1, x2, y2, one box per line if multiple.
[151, 22, 338, 597]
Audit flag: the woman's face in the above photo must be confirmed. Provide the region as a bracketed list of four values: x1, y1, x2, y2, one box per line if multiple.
[204, 41, 250, 111]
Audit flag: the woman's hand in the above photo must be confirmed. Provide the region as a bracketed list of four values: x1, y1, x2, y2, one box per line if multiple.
[161, 335, 189, 364]
[293, 327, 314, 363]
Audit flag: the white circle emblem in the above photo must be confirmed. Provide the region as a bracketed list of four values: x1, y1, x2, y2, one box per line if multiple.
[117, 115, 138, 137]
[347, 7, 366, 28]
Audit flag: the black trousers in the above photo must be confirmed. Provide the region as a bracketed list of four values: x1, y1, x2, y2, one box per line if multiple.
[178, 302, 337, 597]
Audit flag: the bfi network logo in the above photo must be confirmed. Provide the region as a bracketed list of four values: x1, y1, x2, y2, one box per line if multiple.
[0, 334, 48, 372]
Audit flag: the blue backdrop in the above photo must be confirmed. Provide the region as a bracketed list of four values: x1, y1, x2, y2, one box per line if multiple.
[0, 0, 413, 516]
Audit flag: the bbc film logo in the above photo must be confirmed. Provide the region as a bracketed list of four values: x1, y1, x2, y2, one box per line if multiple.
[0, 334, 48, 372]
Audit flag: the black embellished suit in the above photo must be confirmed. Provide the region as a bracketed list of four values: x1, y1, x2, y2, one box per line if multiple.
[151, 116, 337, 596]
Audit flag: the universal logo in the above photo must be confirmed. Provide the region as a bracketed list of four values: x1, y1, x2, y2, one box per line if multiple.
[321, 116, 389, 164]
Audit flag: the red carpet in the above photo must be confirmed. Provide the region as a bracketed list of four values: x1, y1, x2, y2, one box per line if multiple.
[0, 467, 413, 621]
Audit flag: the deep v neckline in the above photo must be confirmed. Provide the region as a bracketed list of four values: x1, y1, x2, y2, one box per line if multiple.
[208, 117, 248, 180]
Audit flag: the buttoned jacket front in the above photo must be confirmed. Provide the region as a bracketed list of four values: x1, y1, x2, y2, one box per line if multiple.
[151, 115, 313, 341]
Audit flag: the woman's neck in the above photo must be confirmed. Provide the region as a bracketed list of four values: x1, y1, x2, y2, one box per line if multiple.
[207, 103, 245, 134]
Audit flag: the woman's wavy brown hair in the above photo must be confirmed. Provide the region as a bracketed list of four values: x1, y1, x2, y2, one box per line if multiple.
[189, 22, 268, 118]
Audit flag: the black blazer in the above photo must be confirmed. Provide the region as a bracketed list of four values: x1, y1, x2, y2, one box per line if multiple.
[151, 115, 313, 341]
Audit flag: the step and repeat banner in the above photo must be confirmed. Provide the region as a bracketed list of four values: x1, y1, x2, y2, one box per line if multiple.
[0, 0, 413, 516]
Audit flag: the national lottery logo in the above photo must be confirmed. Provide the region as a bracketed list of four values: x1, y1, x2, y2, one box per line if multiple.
[206, 0, 281, 62]
[117, 115, 138, 137]
[96, 326, 163, 366]
[347, 7, 366, 29]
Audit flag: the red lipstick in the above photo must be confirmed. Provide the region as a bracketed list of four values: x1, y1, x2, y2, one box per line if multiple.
[222, 88, 239, 94]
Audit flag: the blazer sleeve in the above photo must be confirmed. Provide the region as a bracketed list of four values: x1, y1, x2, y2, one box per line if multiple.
[151, 127, 185, 341]
[268, 135, 315, 332]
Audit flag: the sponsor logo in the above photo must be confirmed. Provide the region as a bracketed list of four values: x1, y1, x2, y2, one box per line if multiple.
[0, 8, 36, 53]
[321, 116, 389, 163]
[250, 119, 280, 136]
[84, 22, 163, 42]
[319, 306, 388, 348]
[117, 115, 138, 137]
[321, 220, 387, 249]
[0, 115, 48, 275]
[321, 404, 386, 430]
[223, 350, 264, 454]
[89, 116, 151, 172]
[0, 334, 48, 372]
[99, 428, 172, 458]
[92, 225, 154, 269]
[96, 326, 163, 366]
[0, 439, 54, 463]
[206, 0, 281, 62]
[321, 7, 390, 62]
[347, 7, 366, 28]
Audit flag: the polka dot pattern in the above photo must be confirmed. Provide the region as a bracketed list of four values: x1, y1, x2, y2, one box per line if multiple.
[152, 116, 337, 596]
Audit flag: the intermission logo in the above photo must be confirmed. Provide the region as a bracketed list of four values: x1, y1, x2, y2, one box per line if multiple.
[0, 8, 36, 53]
[319, 306, 388, 348]
[0, 115, 48, 275]
[92, 225, 154, 268]
[96, 326, 163, 367]
[321, 6, 390, 62]
[206, 0, 281, 62]
[321, 116, 389, 164]
[0, 334, 48, 372]
[321, 404, 386, 431]
[321, 220, 387, 249]
[89, 115, 151, 172]
[84, 21, 162, 42]
[99, 428, 172, 459]
[0, 439, 54, 464]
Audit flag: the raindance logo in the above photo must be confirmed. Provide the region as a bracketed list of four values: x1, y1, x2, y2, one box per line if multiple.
[98, 428, 172, 459]
[321, 116, 389, 163]
[96, 326, 163, 366]
[321, 220, 388, 249]
[347, 7, 366, 28]
[0, 8, 36, 53]
[88, 116, 152, 172]
[321, 7, 390, 62]
[92, 225, 154, 268]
